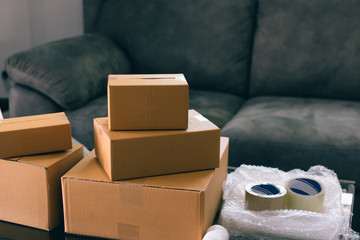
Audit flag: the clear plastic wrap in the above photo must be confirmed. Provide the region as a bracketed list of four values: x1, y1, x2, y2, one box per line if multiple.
[219, 165, 359, 240]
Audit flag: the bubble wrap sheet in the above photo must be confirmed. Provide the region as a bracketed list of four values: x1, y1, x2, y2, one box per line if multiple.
[219, 165, 359, 240]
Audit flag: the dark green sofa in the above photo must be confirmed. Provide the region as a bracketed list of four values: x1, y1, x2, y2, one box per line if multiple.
[4, 0, 360, 231]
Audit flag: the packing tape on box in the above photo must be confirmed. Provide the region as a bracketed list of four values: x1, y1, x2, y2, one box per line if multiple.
[245, 183, 287, 211]
[117, 223, 140, 240]
[202, 225, 229, 240]
[285, 177, 325, 212]
[108, 74, 186, 81]
[108, 75, 117, 82]
[118, 184, 143, 206]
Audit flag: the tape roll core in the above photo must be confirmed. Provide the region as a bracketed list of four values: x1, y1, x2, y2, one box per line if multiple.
[245, 183, 287, 211]
[285, 177, 325, 212]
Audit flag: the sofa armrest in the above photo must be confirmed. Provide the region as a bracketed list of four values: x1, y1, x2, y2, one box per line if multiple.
[8, 83, 63, 117]
[5, 33, 130, 110]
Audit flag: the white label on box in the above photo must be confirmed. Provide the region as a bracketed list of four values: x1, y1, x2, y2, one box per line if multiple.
[195, 115, 209, 122]
[174, 76, 187, 82]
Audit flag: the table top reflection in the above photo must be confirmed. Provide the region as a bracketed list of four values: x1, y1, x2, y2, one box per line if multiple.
[0, 221, 108, 240]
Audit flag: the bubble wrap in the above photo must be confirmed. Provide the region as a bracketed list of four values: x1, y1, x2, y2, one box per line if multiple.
[219, 165, 359, 240]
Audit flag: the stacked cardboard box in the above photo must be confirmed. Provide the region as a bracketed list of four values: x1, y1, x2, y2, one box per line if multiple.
[0, 112, 72, 158]
[62, 137, 228, 240]
[108, 74, 189, 130]
[62, 74, 228, 240]
[94, 109, 220, 180]
[0, 112, 83, 230]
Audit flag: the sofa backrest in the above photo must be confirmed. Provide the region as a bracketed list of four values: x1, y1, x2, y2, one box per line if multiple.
[83, 0, 257, 97]
[250, 0, 360, 101]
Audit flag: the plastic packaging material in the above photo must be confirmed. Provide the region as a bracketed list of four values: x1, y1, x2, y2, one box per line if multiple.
[203, 225, 229, 240]
[219, 165, 360, 240]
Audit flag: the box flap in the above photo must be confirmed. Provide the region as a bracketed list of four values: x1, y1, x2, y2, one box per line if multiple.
[4, 143, 82, 168]
[64, 138, 228, 192]
[96, 109, 218, 140]
[108, 74, 187, 86]
[0, 112, 69, 132]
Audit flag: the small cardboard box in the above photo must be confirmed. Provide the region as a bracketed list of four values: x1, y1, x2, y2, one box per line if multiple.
[0, 143, 83, 230]
[0, 112, 72, 158]
[108, 74, 189, 130]
[94, 109, 220, 180]
[62, 137, 229, 240]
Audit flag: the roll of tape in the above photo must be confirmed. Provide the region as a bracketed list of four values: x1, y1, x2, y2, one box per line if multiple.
[202, 225, 229, 240]
[285, 177, 325, 212]
[245, 183, 287, 211]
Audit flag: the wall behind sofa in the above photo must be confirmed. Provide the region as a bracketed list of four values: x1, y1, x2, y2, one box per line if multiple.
[28, 0, 83, 47]
[0, 0, 83, 97]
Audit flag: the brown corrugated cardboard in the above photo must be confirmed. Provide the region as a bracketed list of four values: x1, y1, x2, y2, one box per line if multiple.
[0, 143, 83, 230]
[62, 137, 228, 240]
[0, 112, 72, 158]
[94, 109, 220, 180]
[108, 73, 189, 130]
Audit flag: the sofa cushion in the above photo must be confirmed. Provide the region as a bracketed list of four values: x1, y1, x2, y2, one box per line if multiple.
[9, 83, 63, 118]
[250, 0, 360, 100]
[222, 96, 360, 184]
[189, 89, 244, 128]
[66, 95, 108, 150]
[5, 33, 130, 109]
[90, 0, 256, 96]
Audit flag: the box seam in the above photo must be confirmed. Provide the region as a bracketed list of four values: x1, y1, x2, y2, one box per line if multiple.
[61, 176, 202, 192]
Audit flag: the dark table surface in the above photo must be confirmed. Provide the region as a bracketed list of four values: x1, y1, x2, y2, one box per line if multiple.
[0, 220, 108, 240]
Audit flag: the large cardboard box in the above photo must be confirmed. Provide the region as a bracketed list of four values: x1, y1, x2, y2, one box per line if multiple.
[94, 109, 220, 180]
[108, 74, 189, 130]
[0, 143, 83, 230]
[62, 137, 229, 240]
[0, 112, 72, 158]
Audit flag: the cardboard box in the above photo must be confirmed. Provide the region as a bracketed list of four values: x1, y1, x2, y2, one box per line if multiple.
[62, 137, 229, 240]
[108, 74, 189, 130]
[0, 112, 72, 158]
[0, 143, 83, 230]
[94, 109, 220, 180]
